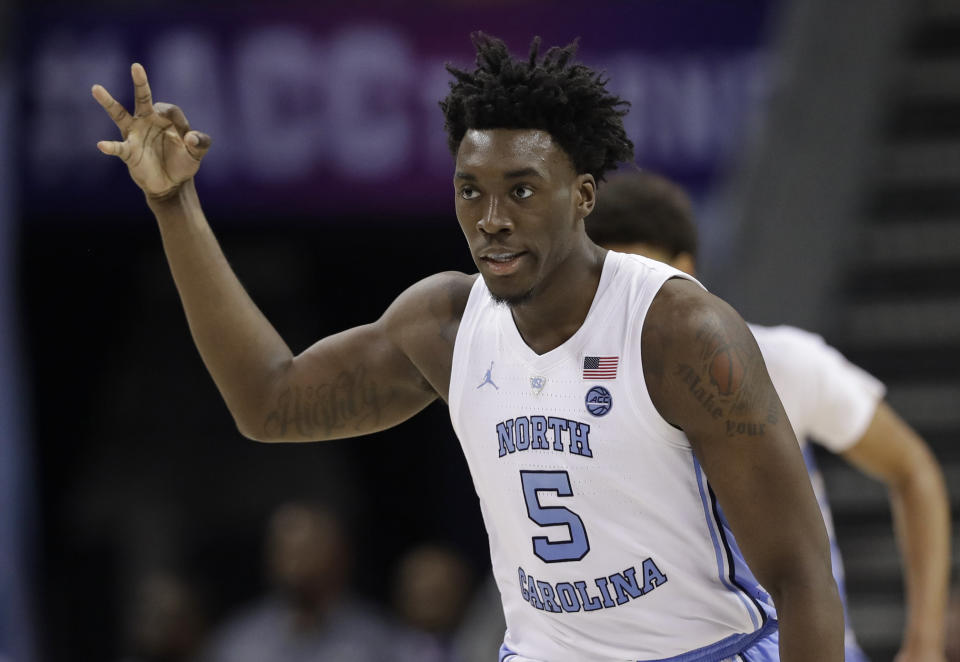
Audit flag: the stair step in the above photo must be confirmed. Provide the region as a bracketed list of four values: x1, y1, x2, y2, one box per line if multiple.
[838, 538, 902, 591]
[909, 17, 960, 57]
[821, 465, 889, 511]
[888, 100, 960, 139]
[897, 56, 960, 104]
[885, 381, 960, 431]
[866, 184, 960, 217]
[858, 219, 960, 266]
[847, 599, 904, 647]
[873, 139, 960, 186]
[916, 0, 960, 22]
[846, 265, 960, 299]
[839, 345, 960, 382]
[842, 298, 960, 346]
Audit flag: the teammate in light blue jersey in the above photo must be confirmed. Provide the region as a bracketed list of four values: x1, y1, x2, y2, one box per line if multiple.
[92, 35, 843, 661]
[587, 171, 950, 662]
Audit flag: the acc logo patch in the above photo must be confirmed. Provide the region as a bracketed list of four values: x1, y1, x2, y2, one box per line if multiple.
[585, 386, 612, 417]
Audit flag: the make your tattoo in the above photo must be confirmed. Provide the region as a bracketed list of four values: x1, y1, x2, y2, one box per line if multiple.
[675, 317, 780, 437]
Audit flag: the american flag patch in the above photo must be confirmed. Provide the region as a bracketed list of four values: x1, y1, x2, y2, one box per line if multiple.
[583, 356, 619, 380]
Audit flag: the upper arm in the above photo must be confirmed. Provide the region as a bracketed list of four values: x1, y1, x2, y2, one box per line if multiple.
[641, 279, 834, 597]
[251, 272, 474, 443]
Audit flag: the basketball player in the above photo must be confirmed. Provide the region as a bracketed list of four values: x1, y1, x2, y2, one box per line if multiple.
[91, 36, 843, 661]
[586, 171, 950, 662]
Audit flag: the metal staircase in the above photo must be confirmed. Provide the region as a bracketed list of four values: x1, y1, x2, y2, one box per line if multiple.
[820, 1, 960, 658]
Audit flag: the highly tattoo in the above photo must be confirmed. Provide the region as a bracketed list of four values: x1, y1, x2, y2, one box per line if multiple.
[262, 365, 384, 438]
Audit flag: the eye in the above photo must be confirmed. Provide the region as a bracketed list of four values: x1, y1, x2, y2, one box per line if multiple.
[513, 185, 533, 200]
[459, 186, 480, 200]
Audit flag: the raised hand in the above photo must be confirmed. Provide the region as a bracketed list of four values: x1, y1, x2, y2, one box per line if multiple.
[92, 63, 211, 199]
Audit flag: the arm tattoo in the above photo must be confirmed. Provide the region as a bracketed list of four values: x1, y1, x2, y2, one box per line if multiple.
[262, 365, 386, 438]
[674, 318, 779, 438]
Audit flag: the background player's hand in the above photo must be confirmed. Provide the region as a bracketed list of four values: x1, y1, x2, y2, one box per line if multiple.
[92, 63, 211, 199]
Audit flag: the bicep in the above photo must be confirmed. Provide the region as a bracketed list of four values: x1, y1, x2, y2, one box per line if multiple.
[250, 271, 472, 443]
[643, 282, 832, 593]
[254, 321, 437, 442]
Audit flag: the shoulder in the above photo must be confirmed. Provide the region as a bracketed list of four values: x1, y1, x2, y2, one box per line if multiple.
[377, 272, 478, 397]
[379, 271, 478, 347]
[643, 278, 755, 381]
[382, 271, 478, 328]
[644, 277, 741, 344]
[641, 279, 760, 426]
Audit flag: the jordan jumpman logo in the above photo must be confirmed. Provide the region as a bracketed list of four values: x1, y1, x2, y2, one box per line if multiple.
[477, 361, 499, 390]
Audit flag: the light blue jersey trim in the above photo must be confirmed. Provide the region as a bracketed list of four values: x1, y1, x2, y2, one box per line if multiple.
[644, 619, 778, 662]
[499, 642, 518, 661]
[711, 502, 774, 615]
[801, 444, 870, 661]
[497, 619, 779, 662]
[692, 456, 762, 629]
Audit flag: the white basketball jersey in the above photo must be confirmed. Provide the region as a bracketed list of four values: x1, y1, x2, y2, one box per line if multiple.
[750, 324, 885, 658]
[449, 252, 776, 662]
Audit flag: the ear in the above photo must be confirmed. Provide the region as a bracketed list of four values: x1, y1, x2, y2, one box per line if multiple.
[575, 174, 597, 219]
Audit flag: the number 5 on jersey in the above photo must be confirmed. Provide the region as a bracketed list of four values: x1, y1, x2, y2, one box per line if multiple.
[521, 470, 591, 563]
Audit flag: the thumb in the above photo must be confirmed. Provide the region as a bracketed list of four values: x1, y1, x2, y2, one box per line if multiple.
[97, 140, 130, 161]
[184, 131, 212, 160]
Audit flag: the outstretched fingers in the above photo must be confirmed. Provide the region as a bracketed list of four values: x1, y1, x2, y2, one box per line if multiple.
[131, 62, 155, 118]
[91, 84, 133, 135]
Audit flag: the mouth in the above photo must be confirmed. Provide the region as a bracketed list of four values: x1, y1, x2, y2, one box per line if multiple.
[479, 251, 527, 275]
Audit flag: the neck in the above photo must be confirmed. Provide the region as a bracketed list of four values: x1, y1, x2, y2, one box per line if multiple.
[510, 242, 607, 355]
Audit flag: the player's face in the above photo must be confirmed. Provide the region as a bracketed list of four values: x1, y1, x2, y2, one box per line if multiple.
[454, 129, 593, 306]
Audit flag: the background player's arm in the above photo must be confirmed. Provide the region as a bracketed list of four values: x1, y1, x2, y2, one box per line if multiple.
[642, 279, 843, 662]
[92, 64, 453, 442]
[842, 402, 950, 662]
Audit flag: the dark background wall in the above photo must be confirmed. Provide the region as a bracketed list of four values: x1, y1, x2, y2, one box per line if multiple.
[21, 215, 488, 657]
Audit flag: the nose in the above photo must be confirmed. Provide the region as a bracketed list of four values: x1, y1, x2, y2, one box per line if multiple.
[477, 196, 513, 235]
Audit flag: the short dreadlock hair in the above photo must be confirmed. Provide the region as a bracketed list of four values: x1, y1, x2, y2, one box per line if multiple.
[586, 171, 699, 259]
[440, 33, 634, 181]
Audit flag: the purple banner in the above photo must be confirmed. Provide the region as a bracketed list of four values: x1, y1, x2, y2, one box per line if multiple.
[18, 1, 776, 221]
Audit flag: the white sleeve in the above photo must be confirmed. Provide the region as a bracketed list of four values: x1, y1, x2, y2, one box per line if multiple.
[754, 325, 886, 454]
[801, 334, 886, 453]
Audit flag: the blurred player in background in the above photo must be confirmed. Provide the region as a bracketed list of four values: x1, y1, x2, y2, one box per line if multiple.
[206, 501, 390, 662]
[92, 35, 844, 660]
[587, 170, 951, 662]
[120, 571, 209, 662]
[391, 543, 476, 662]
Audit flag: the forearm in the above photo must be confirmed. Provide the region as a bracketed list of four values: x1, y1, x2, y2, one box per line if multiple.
[890, 452, 950, 652]
[773, 574, 845, 661]
[148, 179, 293, 436]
